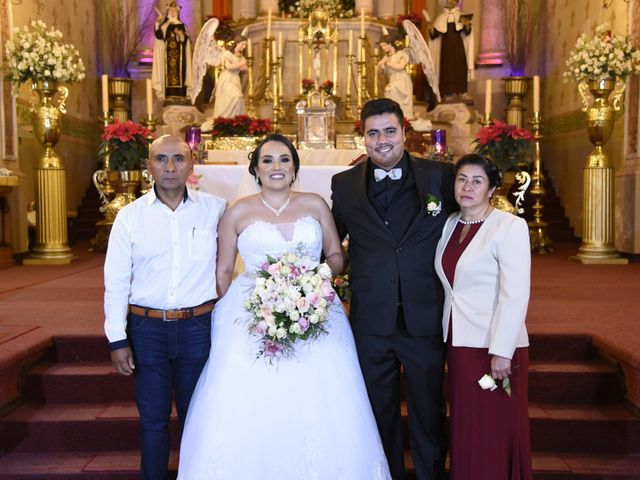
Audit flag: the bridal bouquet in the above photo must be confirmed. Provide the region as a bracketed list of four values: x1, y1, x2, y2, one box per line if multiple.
[244, 252, 335, 360]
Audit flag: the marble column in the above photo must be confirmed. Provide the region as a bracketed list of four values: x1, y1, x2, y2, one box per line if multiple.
[377, 0, 395, 20]
[615, 0, 640, 254]
[475, 0, 507, 67]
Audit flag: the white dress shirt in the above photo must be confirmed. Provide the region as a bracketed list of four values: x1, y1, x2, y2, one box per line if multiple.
[104, 187, 226, 345]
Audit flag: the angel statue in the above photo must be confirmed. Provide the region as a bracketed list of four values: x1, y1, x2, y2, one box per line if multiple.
[192, 19, 248, 128]
[152, 1, 193, 101]
[378, 24, 439, 120]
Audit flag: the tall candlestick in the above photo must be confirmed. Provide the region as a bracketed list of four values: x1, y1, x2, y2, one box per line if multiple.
[360, 9, 365, 37]
[332, 43, 337, 91]
[267, 9, 272, 39]
[484, 78, 492, 117]
[101, 74, 109, 113]
[348, 30, 353, 56]
[278, 31, 283, 57]
[533, 75, 540, 113]
[357, 38, 362, 62]
[145, 78, 153, 117]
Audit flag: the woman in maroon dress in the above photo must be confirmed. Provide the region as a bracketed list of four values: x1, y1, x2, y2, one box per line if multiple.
[434, 154, 532, 480]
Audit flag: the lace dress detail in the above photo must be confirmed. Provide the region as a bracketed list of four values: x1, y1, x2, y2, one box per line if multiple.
[178, 217, 390, 480]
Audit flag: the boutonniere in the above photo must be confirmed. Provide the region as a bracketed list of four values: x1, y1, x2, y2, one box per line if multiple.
[425, 193, 442, 217]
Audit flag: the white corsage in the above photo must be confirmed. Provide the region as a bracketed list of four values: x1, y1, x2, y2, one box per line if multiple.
[425, 193, 442, 217]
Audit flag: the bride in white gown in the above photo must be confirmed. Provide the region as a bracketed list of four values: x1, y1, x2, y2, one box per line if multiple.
[178, 134, 391, 479]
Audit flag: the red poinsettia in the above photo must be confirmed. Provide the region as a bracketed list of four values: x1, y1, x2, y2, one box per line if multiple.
[98, 120, 155, 171]
[320, 80, 334, 96]
[474, 120, 534, 171]
[212, 115, 271, 137]
[302, 78, 316, 94]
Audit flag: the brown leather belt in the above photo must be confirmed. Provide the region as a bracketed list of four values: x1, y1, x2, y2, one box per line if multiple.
[128, 299, 216, 321]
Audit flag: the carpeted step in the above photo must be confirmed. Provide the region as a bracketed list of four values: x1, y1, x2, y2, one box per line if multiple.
[49, 333, 596, 364]
[22, 363, 134, 404]
[6, 400, 638, 455]
[0, 450, 178, 480]
[0, 403, 179, 453]
[3, 451, 639, 480]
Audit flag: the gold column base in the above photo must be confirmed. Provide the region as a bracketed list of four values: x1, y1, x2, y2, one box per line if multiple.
[24, 165, 75, 265]
[528, 221, 554, 254]
[571, 164, 627, 264]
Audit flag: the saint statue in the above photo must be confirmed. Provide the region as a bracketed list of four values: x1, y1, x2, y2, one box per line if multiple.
[152, 1, 193, 101]
[427, 0, 475, 102]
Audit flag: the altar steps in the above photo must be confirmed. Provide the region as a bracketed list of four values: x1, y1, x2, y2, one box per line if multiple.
[1, 334, 639, 479]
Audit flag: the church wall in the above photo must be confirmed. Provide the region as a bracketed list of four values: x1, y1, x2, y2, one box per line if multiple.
[537, 0, 630, 245]
[8, 1, 101, 254]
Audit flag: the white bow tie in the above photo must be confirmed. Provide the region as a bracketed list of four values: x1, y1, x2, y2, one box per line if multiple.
[374, 168, 402, 182]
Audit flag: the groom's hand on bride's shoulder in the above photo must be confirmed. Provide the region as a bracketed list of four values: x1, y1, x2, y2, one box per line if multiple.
[111, 347, 135, 376]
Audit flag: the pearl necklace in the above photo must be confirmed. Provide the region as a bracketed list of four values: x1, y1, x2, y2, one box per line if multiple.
[260, 193, 292, 217]
[458, 217, 485, 225]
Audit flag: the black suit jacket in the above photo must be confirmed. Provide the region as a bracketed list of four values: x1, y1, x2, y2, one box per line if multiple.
[331, 153, 456, 336]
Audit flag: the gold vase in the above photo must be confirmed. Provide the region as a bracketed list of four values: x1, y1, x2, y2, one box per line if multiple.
[108, 77, 133, 122]
[502, 76, 530, 128]
[90, 169, 142, 252]
[572, 77, 627, 264]
[491, 170, 518, 215]
[23, 80, 74, 265]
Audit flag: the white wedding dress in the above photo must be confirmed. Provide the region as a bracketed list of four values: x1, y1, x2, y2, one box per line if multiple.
[178, 216, 391, 480]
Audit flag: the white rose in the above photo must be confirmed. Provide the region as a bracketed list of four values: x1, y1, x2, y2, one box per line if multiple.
[478, 374, 498, 391]
[289, 309, 300, 321]
[289, 323, 302, 335]
[309, 313, 319, 324]
[275, 327, 287, 339]
[317, 263, 332, 279]
[268, 325, 277, 337]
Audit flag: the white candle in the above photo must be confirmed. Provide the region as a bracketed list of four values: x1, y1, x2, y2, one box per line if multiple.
[101, 74, 109, 113]
[533, 75, 540, 113]
[278, 31, 283, 57]
[357, 38, 362, 62]
[267, 9, 272, 39]
[247, 39, 252, 57]
[484, 79, 492, 116]
[145, 78, 153, 117]
[348, 30, 353, 56]
[360, 9, 365, 37]
[272, 37, 278, 60]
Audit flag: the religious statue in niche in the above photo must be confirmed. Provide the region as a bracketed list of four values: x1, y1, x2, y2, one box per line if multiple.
[192, 18, 249, 130]
[426, 0, 475, 103]
[152, 1, 193, 102]
[377, 23, 440, 119]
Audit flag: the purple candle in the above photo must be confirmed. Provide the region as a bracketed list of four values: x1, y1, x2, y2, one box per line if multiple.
[431, 129, 446, 154]
[185, 126, 201, 151]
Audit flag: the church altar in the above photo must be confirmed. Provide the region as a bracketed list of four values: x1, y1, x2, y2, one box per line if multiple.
[206, 148, 363, 166]
[193, 164, 349, 205]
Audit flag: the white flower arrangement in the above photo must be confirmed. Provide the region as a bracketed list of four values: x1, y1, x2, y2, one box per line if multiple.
[280, 0, 354, 19]
[478, 373, 511, 397]
[244, 251, 336, 361]
[4, 20, 86, 85]
[564, 23, 640, 84]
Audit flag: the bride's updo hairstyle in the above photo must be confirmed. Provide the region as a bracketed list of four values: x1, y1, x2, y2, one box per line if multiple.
[248, 133, 301, 186]
[454, 153, 502, 188]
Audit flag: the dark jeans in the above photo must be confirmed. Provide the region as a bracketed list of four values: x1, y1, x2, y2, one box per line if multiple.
[129, 311, 211, 480]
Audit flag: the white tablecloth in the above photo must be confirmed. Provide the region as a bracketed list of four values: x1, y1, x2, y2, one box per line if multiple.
[206, 148, 363, 166]
[193, 164, 350, 205]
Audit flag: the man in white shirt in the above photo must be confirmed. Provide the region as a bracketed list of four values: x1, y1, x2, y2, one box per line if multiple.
[104, 134, 225, 479]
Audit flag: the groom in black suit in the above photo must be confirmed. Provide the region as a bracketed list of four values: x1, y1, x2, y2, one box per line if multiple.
[331, 98, 455, 480]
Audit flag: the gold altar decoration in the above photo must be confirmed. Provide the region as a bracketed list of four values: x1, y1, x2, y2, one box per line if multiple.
[502, 76, 530, 128]
[23, 80, 75, 265]
[109, 77, 133, 122]
[211, 136, 260, 151]
[528, 112, 553, 253]
[571, 77, 627, 264]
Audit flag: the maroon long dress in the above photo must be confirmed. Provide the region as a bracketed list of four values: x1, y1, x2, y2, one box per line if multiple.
[442, 221, 532, 480]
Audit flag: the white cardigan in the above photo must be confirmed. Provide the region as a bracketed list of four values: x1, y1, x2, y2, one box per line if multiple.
[434, 209, 531, 359]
